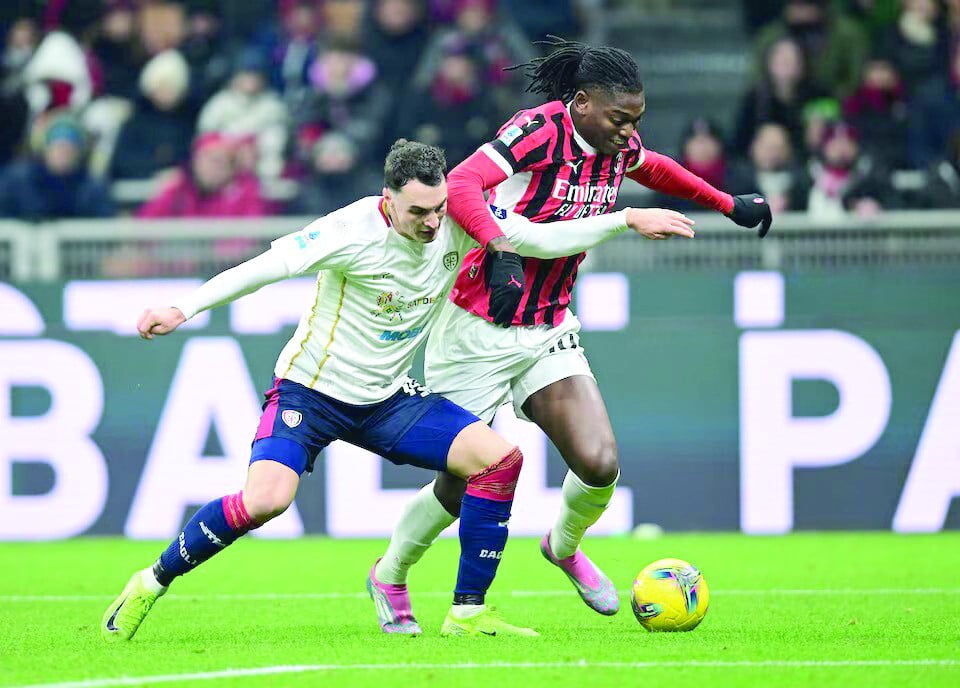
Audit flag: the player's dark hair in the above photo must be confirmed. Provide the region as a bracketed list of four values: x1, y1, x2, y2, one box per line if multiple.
[384, 139, 447, 191]
[507, 36, 643, 103]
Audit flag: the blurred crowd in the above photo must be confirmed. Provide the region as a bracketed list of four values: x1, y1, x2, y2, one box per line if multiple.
[0, 0, 570, 223]
[0, 0, 959, 229]
[663, 0, 960, 220]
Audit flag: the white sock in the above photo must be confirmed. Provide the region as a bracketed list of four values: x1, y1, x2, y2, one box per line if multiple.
[450, 603, 485, 619]
[549, 469, 618, 559]
[140, 567, 167, 595]
[375, 481, 457, 585]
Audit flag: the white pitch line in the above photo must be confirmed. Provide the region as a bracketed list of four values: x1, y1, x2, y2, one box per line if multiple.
[6, 659, 960, 688]
[2, 588, 959, 603]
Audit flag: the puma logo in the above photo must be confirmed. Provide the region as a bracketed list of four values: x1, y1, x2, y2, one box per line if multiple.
[508, 276, 522, 289]
[566, 159, 583, 172]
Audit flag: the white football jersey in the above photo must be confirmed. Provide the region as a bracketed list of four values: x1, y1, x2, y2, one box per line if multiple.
[269, 196, 627, 404]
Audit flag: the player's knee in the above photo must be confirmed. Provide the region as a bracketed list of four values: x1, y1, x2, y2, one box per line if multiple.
[576, 440, 619, 487]
[242, 483, 294, 523]
[466, 446, 523, 501]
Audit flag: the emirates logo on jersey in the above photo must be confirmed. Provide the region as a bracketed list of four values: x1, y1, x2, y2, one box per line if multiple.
[551, 178, 618, 205]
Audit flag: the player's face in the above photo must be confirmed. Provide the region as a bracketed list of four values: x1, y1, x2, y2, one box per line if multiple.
[384, 179, 448, 243]
[572, 88, 646, 155]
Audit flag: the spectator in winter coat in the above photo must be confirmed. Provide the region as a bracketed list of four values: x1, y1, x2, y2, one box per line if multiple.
[110, 50, 195, 180]
[396, 49, 499, 167]
[287, 131, 381, 215]
[137, 132, 271, 219]
[197, 51, 290, 181]
[0, 115, 115, 219]
[801, 121, 899, 221]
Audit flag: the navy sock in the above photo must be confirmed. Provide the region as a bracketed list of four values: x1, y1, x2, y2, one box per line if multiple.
[454, 492, 512, 603]
[155, 493, 254, 585]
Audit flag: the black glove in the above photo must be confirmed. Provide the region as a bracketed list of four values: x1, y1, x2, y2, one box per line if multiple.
[728, 193, 773, 238]
[485, 251, 525, 327]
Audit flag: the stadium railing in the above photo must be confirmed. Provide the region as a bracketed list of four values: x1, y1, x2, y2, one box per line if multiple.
[2, 211, 960, 282]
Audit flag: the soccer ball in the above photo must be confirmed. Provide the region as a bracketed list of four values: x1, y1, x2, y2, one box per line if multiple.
[630, 558, 709, 632]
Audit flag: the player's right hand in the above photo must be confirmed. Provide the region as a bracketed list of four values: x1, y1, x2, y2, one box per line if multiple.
[625, 208, 696, 239]
[484, 251, 525, 327]
[137, 307, 186, 340]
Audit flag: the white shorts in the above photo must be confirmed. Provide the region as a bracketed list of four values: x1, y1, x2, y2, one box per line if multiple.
[425, 298, 595, 423]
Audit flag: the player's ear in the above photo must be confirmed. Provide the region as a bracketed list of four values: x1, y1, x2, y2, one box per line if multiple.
[571, 90, 591, 115]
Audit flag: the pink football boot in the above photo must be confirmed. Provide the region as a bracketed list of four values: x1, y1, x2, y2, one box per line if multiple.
[540, 531, 620, 615]
[366, 559, 423, 635]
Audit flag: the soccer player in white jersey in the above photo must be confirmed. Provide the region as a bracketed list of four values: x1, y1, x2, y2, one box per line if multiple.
[100, 140, 695, 641]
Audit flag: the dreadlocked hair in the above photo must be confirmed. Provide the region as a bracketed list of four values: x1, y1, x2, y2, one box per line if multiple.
[507, 36, 643, 103]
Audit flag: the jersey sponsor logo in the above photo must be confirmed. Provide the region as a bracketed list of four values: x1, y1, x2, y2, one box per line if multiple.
[443, 251, 459, 271]
[551, 178, 619, 205]
[371, 291, 437, 322]
[498, 125, 523, 146]
[379, 326, 424, 342]
[372, 291, 405, 322]
[282, 409, 303, 428]
[489, 204, 507, 220]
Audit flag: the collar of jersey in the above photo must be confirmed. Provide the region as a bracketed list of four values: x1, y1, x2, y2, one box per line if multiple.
[566, 101, 597, 156]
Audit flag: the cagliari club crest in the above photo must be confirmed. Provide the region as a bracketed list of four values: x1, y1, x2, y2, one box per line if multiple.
[443, 251, 459, 271]
[281, 410, 302, 428]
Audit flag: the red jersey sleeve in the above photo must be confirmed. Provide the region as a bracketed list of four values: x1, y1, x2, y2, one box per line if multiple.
[627, 148, 734, 215]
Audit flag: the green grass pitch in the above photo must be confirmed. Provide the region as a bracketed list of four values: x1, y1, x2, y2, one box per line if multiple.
[2, 533, 958, 688]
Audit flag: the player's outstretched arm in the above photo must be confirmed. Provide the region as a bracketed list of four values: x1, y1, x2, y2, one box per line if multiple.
[493, 207, 694, 260]
[137, 249, 290, 341]
[627, 149, 773, 237]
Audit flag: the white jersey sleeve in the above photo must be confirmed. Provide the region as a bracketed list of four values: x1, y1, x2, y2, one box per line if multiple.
[270, 213, 361, 276]
[449, 208, 630, 259]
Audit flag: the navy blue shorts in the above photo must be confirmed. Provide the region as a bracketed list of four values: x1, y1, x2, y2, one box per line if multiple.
[249, 377, 480, 475]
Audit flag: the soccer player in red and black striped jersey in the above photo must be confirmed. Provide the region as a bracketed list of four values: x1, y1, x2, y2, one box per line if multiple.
[374, 38, 772, 616]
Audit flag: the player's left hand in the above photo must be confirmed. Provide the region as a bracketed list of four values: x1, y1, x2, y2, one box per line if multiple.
[137, 307, 186, 339]
[727, 194, 773, 238]
[485, 251, 525, 327]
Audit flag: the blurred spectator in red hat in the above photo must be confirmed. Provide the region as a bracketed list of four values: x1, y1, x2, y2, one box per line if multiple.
[801, 121, 899, 220]
[137, 132, 271, 218]
[658, 118, 755, 212]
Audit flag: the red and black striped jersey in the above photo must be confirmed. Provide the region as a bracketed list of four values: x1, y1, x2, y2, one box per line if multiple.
[450, 100, 644, 327]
